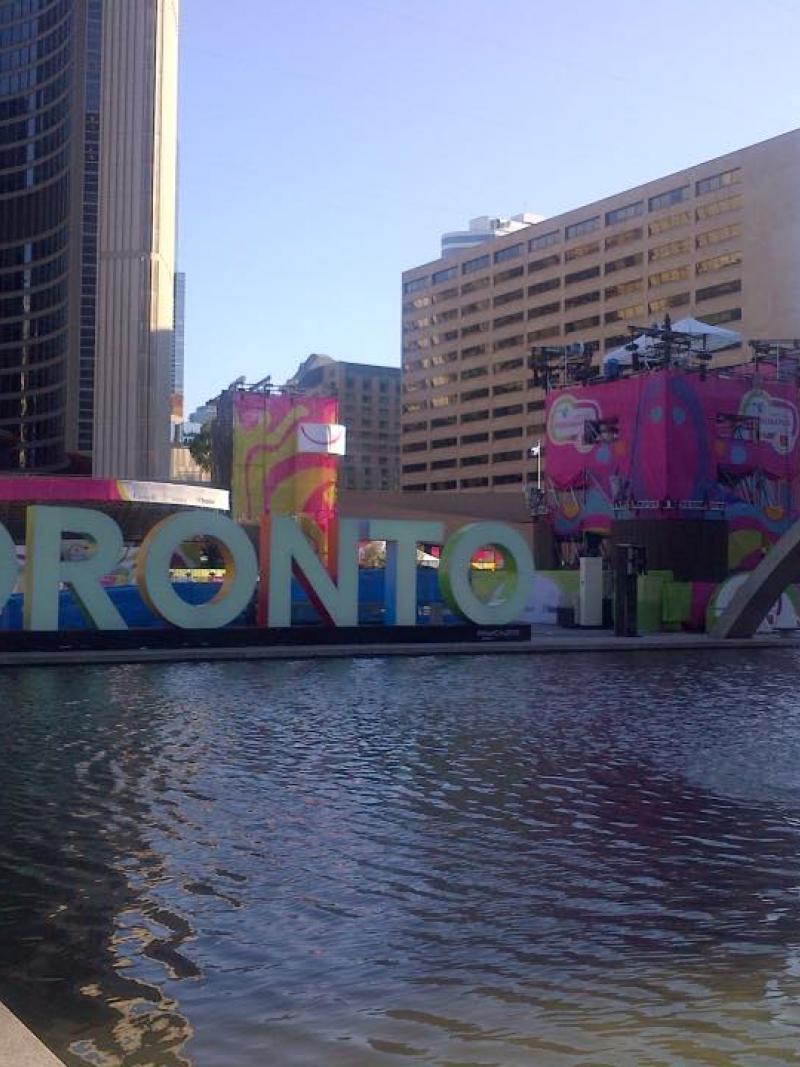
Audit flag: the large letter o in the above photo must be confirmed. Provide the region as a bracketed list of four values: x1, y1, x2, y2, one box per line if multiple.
[137, 511, 258, 629]
[438, 522, 534, 625]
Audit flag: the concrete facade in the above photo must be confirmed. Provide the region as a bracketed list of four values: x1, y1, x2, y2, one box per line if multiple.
[401, 128, 800, 493]
[93, 0, 179, 480]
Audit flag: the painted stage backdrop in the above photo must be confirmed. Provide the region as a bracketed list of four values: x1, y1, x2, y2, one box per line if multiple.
[545, 368, 800, 569]
[231, 393, 344, 559]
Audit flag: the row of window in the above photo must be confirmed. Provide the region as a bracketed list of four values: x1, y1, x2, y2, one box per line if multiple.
[406, 232, 742, 310]
[403, 474, 524, 491]
[405, 188, 744, 295]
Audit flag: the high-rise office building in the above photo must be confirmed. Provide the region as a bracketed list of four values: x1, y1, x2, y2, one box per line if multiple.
[400, 128, 800, 493]
[171, 269, 185, 431]
[0, 0, 179, 477]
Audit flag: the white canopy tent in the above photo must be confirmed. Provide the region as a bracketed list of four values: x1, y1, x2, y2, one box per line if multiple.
[601, 317, 741, 371]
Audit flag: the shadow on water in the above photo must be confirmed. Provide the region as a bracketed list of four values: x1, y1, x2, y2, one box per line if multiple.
[2, 649, 800, 1065]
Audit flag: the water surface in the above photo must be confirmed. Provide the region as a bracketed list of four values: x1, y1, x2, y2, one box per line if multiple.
[2, 650, 800, 1065]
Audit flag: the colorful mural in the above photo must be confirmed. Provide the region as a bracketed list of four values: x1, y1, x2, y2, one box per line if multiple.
[231, 393, 341, 558]
[545, 368, 800, 567]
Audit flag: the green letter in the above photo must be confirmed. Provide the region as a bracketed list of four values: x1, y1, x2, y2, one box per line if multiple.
[438, 521, 534, 625]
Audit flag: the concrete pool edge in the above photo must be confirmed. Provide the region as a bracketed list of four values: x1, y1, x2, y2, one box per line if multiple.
[0, 1003, 65, 1066]
[0, 631, 794, 666]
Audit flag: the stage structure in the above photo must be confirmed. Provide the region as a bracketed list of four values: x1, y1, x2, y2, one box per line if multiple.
[530, 321, 800, 631]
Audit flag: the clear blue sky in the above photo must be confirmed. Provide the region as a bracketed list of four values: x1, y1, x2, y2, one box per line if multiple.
[179, 0, 800, 415]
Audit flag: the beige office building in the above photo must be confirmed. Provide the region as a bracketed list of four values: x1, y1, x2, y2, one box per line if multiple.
[400, 128, 800, 493]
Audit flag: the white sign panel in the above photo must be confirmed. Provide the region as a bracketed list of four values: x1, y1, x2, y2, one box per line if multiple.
[296, 423, 346, 455]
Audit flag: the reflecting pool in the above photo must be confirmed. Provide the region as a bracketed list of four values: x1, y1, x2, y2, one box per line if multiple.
[2, 650, 800, 1065]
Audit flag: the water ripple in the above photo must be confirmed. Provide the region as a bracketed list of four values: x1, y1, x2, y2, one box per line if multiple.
[2, 650, 800, 1064]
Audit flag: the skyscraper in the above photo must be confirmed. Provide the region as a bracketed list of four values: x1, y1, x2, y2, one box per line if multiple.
[171, 269, 185, 434]
[0, 0, 179, 477]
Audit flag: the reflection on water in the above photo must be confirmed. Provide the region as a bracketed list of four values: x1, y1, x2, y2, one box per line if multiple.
[2, 651, 800, 1064]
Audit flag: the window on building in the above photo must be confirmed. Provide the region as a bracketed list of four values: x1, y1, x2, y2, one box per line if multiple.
[461, 276, 490, 295]
[528, 300, 561, 319]
[402, 441, 427, 454]
[403, 276, 429, 294]
[564, 289, 600, 310]
[493, 380, 524, 396]
[461, 321, 489, 337]
[494, 311, 525, 329]
[528, 325, 561, 342]
[461, 408, 489, 423]
[493, 403, 524, 418]
[605, 303, 644, 324]
[460, 454, 488, 467]
[696, 168, 741, 197]
[605, 252, 643, 274]
[432, 265, 458, 285]
[431, 436, 457, 449]
[605, 278, 643, 299]
[566, 266, 601, 285]
[493, 334, 524, 352]
[648, 210, 691, 236]
[493, 288, 523, 308]
[402, 419, 427, 433]
[528, 253, 560, 273]
[463, 253, 490, 274]
[431, 458, 457, 470]
[461, 431, 489, 444]
[695, 194, 743, 221]
[564, 240, 600, 262]
[528, 277, 560, 297]
[494, 265, 525, 284]
[431, 480, 457, 490]
[696, 250, 742, 274]
[605, 201, 643, 226]
[493, 357, 524, 373]
[696, 279, 742, 302]
[461, 365, 488, 381]
[695, 223, 741, 249]
[493, 473, 523, 485]
[494, 449, 524, 463]
[461, 476, 489, 488]
[461, 386, 490, 401]
[565, 314, 601, 333]
[431, 414, 458, 427]
[649, 266, 689, 287]
[461, 343, 487, 359]
[430, 393, 457, 408]
[565, 216, 600, 239]
[493, 426, 523, 440]
[649, 238, 691, 262]
[494, 243, 523, 263]
[604, 227, 643, 251]
[703, 307, 742, 325]
[402, 462, 427, 474]
[462, 298, 490, 316]
[648, 185, 690, 212]
[529, 229, 560, 251]
[432, 286, 458, 303]
[648, 292, 690, 314]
